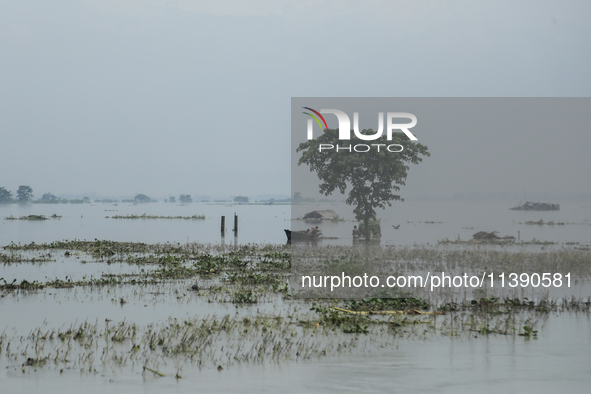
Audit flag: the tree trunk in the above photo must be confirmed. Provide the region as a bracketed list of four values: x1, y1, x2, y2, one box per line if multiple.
[364, 217, 370, 240]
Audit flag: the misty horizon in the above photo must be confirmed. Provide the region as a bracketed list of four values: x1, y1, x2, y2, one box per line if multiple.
[2, 1, 591, 200]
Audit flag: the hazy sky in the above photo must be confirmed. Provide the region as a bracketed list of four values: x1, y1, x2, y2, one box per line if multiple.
[1, 1, 590, 199]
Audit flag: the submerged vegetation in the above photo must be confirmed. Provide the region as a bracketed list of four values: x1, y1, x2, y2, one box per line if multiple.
[518, 219, 591, 226]
[107, 214, 206, 220]
[438, 237, 558, 246]
[1, 239, 589, 377]
[5, 215, 50, 221]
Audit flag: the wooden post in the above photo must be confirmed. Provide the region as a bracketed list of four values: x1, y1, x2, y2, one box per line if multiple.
[221, 216, 225, 235]
[518, 231, 520, 241]
[233, 213, 238, 234]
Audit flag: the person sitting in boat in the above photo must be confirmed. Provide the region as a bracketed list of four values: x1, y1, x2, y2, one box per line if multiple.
[352, 225, 361, 238]
[308, 226, 320, 235]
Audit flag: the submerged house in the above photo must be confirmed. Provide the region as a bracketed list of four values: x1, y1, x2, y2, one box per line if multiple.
[302, 210, 339, 220]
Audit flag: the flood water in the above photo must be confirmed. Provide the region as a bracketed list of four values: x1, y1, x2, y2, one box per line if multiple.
[1, 200, 591, 246]
[2, 311, 590, 394]
[1, 200, 590, 393]
[0, 201, 290, 245]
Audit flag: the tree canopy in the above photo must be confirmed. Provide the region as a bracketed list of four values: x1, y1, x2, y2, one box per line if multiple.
[234, 196, 249, 203]
[0, 187, 12, 203]
[297, 128, 429, 238]
[134, 194, 152, 203]
[17, 185, 33, 203]
[42, 193, 58, 201]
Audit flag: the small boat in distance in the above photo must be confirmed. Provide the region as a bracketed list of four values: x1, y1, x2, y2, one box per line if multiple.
[284, 229, 320, 241]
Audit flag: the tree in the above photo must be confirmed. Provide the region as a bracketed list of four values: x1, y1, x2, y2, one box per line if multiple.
[179, 194, 192, 203]
[42, 193, 58, 201]
[234, 196, 249, 203]
[168, 196, 176, 203]
[297, 128, 429, 238]
[0, 187, 12, 203]
[17, 185, 33, 203]
[134, 194, 152, 203]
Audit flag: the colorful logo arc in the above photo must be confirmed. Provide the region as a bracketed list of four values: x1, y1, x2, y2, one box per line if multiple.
[302, 107, 328, 132]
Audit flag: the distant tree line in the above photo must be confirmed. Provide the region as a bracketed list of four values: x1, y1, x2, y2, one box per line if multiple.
[132, 194, 195, 203]
[0, 186, 13, 203]
[134, 194, 153, 203]
[0, 185, 34, 203]
[233, 196, 249, 203]
[162, 195, 194, 203]
[179, 194, 192, 203]
[0, 185, 93, 204]
[1, 187, 259, 205]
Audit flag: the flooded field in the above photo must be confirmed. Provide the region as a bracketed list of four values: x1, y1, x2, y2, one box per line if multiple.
[1, 201, 590, 392]
[2, 200, 591, 246]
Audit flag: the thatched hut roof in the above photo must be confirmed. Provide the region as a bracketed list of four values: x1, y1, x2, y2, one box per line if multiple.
[302, 210, 339, 220]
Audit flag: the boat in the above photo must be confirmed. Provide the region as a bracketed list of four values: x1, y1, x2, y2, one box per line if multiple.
[510, 202, 560, 211]
[284, 229, 320, 241]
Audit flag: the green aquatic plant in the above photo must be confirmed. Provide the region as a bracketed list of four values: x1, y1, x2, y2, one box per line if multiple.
[310, 303, 369, 334]
[519, 322, 538, 338]
[232, 290, 257, 304]
[345, 296, 430, 312]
